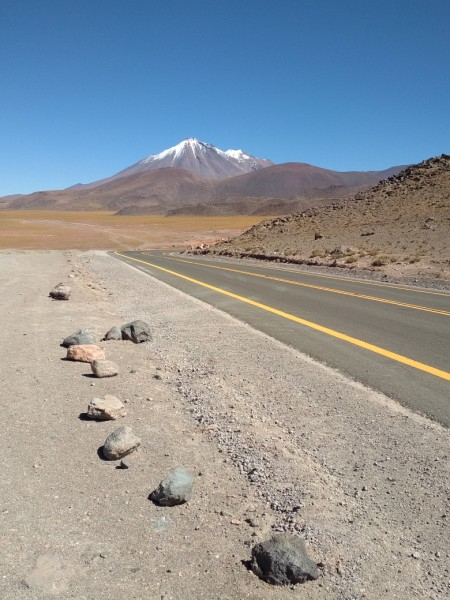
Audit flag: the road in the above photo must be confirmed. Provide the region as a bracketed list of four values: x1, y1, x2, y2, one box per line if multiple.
[112, 250, 450, 427]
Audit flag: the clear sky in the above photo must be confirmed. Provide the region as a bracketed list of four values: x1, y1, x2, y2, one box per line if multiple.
[1, 0, 449, 196]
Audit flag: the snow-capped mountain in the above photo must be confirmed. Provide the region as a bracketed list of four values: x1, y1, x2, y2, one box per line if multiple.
[111, 138, 273, 181]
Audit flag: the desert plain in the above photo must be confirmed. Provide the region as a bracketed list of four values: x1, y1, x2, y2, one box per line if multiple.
[0, 211, 264, 251]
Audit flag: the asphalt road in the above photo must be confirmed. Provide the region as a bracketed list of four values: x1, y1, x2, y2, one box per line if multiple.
[112, 250, 450, 427]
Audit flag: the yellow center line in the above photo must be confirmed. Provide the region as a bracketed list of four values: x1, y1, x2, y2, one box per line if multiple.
[114, 252, 450, 382]
[264, 265, 450, 297]
[157, 254, 450, 317]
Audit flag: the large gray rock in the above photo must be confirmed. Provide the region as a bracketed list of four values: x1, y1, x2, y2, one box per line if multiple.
[62, 329, 95, 347]
[102, 426, 140, 460]
[49, 283, 71, 300]
[87, 395, 126, 420]
[251, 534, 319, 585]
[91, 359, 119, 378]
[103, 326, 122, 341]
[121, 320, 151, 344]
[150, 467, 193, 506]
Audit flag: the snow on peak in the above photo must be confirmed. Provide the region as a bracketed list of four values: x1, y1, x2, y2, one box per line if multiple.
[133, 138, 273, 179]
[224, 149, 251, 161]
[141, 138, 214, 164]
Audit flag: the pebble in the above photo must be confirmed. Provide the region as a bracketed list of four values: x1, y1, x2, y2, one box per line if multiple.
[251, 533, 319, 585]
[102, 426, 141, 460]
[91, 359, 119, 378]
[150, 467, 193, 506]
[66, 345, 105, 363]
[86, 395, 126, 420]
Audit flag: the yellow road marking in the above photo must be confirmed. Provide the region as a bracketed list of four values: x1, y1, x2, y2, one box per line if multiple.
[115, 252, 450, 382]
[157, 251, 450, 297]
[158, 255, 450, 317]
[266, 265, 450, 297]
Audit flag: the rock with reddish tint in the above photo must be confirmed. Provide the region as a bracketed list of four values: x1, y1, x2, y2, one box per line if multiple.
[102, 426, 140, 460]
[150, 467, 193, 506]
[49, 283, 71, 300]
[87, 395, 126, 420]
[102, 326, 122, 341]
[91, 359, 119, 378]
[121, 320, 151, 343]
[66, 345, 105, 363]
[251, 534, 319, 585]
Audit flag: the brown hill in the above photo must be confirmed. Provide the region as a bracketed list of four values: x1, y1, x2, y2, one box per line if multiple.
[197, 155, 450, 281]
[0, 162, 404, 216]
[212, 162, 402, 200]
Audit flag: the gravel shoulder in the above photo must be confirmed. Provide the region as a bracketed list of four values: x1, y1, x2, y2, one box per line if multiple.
[1, 250, 449, 600]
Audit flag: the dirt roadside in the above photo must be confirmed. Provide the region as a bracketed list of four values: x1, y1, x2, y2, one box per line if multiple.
[1, 251, 449, 600]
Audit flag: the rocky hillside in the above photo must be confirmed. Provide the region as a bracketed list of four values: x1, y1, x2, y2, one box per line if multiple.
[197, 155, 450, 280]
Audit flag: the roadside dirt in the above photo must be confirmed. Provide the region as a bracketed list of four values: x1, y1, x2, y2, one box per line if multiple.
[1, 251, 449, 599]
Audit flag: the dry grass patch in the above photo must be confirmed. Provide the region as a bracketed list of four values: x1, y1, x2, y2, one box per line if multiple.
[0, 211, 266, 250]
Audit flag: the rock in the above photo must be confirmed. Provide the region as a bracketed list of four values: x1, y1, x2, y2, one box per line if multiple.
[251, 533, 319, 585]
[103, 326, 122, 341]
[121, 320, 152, 343]
[49, 283, 71, 300]
[86, 395, 126, 420]
[314, 232, 324, 240]
[62, 329, 95, 347]
[102, 426, 141, 460]
[150, 467, 193, 506]
[91, 359, 119, 378]
[66, 345, 105, 363]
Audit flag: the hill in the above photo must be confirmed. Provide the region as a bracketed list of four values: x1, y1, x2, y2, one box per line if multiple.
[0, 161, 404, 216]
[196, 155, 450, 280]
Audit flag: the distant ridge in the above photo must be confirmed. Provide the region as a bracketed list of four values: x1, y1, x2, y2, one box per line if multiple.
[0, 138, 406, 215]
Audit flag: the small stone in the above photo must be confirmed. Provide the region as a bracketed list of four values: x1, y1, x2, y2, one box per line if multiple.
[150, 467, 193, 506]
[246, 518, 260, 528]
[49, 283, 71, 300]
[102, 326, 122, 341]
[202, 424, 219, 432]
[87, 395, 126, 420]
[66, 345, 105, 363]
[62, 329, 95, 347]
[412, 552, 420, 560]
[121, 320, 152, 343]
[251, 533, 319, 585]
[231, 519, 242, 525]
[91, 359, 119, 378]
[102, 426, 141, 460]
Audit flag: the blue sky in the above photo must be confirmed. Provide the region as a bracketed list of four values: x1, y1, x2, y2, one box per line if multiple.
[1, 0, 449, 196]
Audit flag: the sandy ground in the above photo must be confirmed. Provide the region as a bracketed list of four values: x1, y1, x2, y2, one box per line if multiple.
[1, 251, 449, 600]
[0, 211, 262, 250]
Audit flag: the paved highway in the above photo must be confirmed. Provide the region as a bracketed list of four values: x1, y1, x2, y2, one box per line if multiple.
[112, 250, 450, 426]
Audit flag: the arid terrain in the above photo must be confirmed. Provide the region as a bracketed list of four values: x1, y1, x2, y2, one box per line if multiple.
[0, 212, 263, 250]
[1, 250, 449, 599]
[198, 155, 450, 282]
[0, 140, 403, 217]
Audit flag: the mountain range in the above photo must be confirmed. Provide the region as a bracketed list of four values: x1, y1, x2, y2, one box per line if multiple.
[0, 139, 404, 215]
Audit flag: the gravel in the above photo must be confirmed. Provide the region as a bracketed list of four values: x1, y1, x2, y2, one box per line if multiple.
[87, 249, 450, 599]
[1, 250, 449, 600]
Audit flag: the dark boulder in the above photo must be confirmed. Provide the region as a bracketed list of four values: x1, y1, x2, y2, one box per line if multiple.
[251, 534, 319, 585]
[121, 320, 151, 343]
